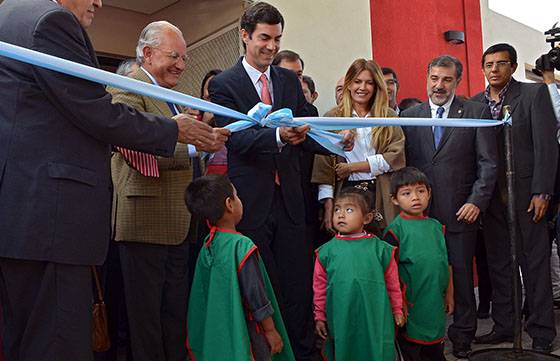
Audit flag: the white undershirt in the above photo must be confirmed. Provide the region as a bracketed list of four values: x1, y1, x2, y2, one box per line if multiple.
[317, 110, 391, 201]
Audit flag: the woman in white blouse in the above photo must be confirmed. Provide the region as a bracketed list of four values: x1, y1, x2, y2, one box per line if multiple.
[312, 58, 405, 233]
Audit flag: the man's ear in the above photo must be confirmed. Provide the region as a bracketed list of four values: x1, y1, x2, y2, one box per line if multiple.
[363, 212, 374, 225]
[312, 91, 319, 102]
[512, 63, 518, 72]
[240, 29, 250, 46]
[142, 46, 154, 64]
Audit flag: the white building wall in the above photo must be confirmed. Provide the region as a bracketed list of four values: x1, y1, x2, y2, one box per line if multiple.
[266, 0, 373, 115]
[480, 0, 551, 82]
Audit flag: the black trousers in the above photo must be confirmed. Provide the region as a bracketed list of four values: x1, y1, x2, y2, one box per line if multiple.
[483, 195, 556, 341]
[239, 187, 316, 361]
[0, 258, 93, 361]
[475, 229, 492, 314]
[397, 334, 446, 361]
[119, 240, 190, 361]
[446, 230, 477, 346]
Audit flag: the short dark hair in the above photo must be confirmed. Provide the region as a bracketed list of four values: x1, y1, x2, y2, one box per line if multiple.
[336, 186, 375, 215]
[240, 2, 284, 38]
[428, 55, 463, 80]
[481, 43, 518, 67]
[302, 75, 316, 94]
[390, 167, 431, 196]
[200, 69, 222, 98]
[381, 67, 398, 82]
[272, 49, 304, 69]
[398, 97, 422, 111]
[185, 174, 234, 225]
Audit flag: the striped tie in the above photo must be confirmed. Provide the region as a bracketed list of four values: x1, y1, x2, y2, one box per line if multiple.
[260, 73, 280, 185]
[115, 147, 159, 177]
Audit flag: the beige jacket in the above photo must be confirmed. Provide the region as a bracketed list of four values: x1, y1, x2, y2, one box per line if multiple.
[109, 69, 193, 245]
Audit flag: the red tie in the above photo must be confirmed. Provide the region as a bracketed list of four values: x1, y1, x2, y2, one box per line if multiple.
[259, 73, 272, 105]
[259, 73, 280, 185]
[115, 147, 159, 177]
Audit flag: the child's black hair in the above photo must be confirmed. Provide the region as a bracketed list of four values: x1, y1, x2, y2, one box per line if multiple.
[390, 167, 431, 196]
[336, 185, 375, 215]
[185, 174, 234, 225]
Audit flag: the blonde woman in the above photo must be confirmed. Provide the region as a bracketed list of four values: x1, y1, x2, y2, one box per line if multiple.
[312, 58, 405, 233]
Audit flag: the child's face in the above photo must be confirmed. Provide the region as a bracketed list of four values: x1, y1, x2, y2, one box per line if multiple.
[392, 183, 431, 216]
[332, 197, 372, 234]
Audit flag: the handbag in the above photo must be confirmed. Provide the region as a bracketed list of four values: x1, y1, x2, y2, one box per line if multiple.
[91, 266, 111, 352]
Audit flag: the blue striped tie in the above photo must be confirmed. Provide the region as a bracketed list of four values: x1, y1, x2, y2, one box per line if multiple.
[433, 106, 445, 148]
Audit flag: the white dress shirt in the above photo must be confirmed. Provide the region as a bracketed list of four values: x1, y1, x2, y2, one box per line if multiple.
[242, 58, 285, 148]
[317, 110, 391, 201]
[547, 84, 560, 143]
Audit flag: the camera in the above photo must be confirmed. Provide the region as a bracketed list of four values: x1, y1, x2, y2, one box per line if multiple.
[533, 23, 560, 76]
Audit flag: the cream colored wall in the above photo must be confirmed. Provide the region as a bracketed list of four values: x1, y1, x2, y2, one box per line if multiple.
[266, 0, 373, 115]
[480, 0, 550, 82]
[88, 0, 242, 57]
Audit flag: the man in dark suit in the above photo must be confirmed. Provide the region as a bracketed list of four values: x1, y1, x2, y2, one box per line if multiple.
[209, 3, 350, 361]
[471, 43, 558, 353]
[401, 55, 498, 358]
[0, 1, 228, 360]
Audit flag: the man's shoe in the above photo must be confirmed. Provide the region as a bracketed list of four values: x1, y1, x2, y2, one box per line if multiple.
[452, 344, 471, 359]
[532, 338, 552, 353]
[474, 330, 513, 344]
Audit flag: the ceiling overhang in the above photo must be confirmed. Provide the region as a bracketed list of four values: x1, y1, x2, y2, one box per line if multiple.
[103, 0, 180, 15]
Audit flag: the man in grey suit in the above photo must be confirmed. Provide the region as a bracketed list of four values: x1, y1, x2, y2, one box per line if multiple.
[401, 55, 498, 358]
[471, 43, 558, 353]
[0, 0, 228, 360]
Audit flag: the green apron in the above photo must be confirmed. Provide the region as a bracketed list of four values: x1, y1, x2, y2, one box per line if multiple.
[187, 228, 295, 361]
[317, 234, 396, 361]
[384, 214, 449, 343]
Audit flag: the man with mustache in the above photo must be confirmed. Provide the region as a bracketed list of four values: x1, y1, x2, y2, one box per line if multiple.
[209, 3, 352, 360]
[0, 1, 229, 360]
[401, 55, 498, 359]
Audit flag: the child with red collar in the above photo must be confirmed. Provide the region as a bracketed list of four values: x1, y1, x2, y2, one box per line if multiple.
[313, 185, 404, 361]
[185, 174, 294, 361]
[383, 167, 454, 361]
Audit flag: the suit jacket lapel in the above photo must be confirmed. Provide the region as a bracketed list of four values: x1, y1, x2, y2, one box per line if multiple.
[81, 27, 99, 67]
[135, 70, 173, 117]
[502, 79, 521, 118]
[417, 103, 436, 154]
[270, 66, 284, 110]
[233, 59, 262, 110]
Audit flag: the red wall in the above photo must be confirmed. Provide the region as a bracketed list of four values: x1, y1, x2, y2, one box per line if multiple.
[370, 0, 485, 102]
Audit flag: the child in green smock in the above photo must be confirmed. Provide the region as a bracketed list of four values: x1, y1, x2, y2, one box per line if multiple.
[184, 174, 294, 361]
[383, 167, 454, 361]
[313, 185, 405, 361]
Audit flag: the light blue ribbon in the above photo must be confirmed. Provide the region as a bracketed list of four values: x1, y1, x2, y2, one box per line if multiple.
[0, 41, 504, 157]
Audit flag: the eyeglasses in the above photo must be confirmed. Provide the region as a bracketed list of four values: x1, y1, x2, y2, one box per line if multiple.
[385, 79, 398, 86]
[153, 47, 188, 64]
[484, 60, 511, 70]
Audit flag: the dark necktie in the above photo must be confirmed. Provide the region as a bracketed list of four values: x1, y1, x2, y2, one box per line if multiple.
[433, 106, 445, 148]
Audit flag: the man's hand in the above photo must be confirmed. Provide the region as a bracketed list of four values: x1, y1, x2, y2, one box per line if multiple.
[173, 113, 230, 153]
[315, 320, 328, 340]
[456, 203, 480, 224]
[543, 70, 556, 85]
[528, 195, 549, 223]
[334, 162, 353, 180]
[263, 328, 284, 355]
[339, 130, 354, 151]
[321, 199, 335, 235]
[279, 124, 310, 145]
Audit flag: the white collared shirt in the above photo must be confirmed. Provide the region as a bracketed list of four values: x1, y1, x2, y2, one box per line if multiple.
[429, 95, 454, 132]
[139, 67, 197, 156]
[317, 110, 392, 201]
[547, 83, 560, 143]
[242, 57, 274, 103]
[241, 57, 284, 148]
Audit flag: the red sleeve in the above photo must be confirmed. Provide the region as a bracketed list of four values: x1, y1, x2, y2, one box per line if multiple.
[313, 254, 328, 321]
[384, 248, 403, 316]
